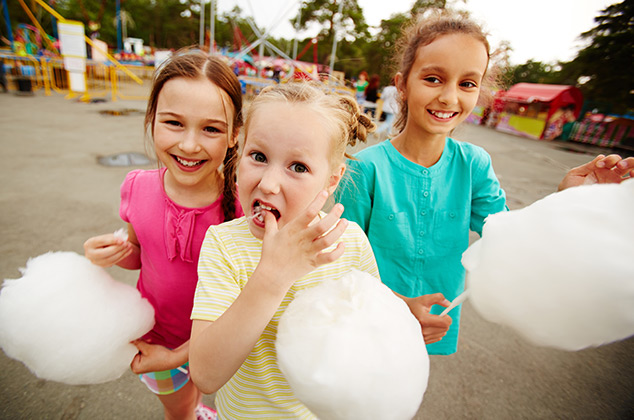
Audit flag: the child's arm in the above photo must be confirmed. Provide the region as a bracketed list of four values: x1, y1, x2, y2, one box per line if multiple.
[83, 223, 141, 269]
[558, 154, 634, 190]
[396, 292, 453, 344]
[190, 191, 347, 394]
[130, 340, 189, 374]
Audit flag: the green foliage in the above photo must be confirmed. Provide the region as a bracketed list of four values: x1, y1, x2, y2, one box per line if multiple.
[363, 13, 410, 84]
[6, 0, 629, 115]
[503, 60, 562, 87]
[561, 0, 634, 114]
[502, 1, 633, 114]
[293, 0, 369, 40]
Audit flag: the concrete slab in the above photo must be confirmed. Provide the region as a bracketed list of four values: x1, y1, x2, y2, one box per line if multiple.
[0, 91, 632, 419]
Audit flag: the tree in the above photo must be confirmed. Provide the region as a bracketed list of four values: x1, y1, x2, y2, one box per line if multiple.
[291, 0, 370, 65]
[559, 0, 634, 114]
[503, 60, 561, 87]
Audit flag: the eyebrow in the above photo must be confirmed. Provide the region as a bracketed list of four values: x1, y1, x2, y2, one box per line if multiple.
[417, 65, 483, 79]
[157, 111, 228, 126]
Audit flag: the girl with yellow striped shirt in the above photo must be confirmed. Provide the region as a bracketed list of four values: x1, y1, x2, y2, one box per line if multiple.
[189, 82, 449, 418]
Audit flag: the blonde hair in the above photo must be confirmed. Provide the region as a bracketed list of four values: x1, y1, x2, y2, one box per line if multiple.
[144, 47, 243, 221]
[394, 10, 495, 133]
[244, 81, 375, 169]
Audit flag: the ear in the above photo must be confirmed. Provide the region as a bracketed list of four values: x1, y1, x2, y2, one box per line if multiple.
[228, 130, 239, 148]
[327, 164, 346, 195]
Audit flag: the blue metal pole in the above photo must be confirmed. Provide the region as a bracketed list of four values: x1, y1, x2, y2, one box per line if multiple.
[50, 1, 58, 39]
[116, 0, 122, 52]
[1, 0, 14, 47]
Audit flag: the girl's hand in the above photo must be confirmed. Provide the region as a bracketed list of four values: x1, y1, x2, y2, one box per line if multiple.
[258, 190, 348, 293]
[83, 233, 133, 267]
[558, 154, 634, 191]
[130, 340, 182, 374]
[403, 293, 453, 344]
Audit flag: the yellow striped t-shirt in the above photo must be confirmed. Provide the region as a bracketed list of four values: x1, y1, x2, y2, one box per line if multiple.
[192, 216, 379, 419]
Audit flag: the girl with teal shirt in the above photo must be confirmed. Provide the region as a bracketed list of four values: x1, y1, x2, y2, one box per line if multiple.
[335, 10, 634, 355]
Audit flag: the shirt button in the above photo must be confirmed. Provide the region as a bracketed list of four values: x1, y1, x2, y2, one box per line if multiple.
[421, 210, 427, 216]
[423, 191, 429, 198]
[388, 214, 394, 220]
[450, 212, 456, 218]
[418, 249, 424, 255]
[422, 169, 428, 175]
[419, 231, 425, 236]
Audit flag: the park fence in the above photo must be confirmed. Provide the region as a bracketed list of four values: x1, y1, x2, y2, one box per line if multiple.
[567, 117, 634, 152]
[1, 52, 152, 101]
[1, 52, 356, 105]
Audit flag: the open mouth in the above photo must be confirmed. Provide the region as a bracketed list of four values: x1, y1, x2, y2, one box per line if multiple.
[173, 155, 206, 168]
[252, 200, 281, 224]
[428, 110, 458, 120]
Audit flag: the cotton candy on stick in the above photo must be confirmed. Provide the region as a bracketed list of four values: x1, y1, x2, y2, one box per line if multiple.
[276, 269, 429, 420]
[0, 251, 154, 385]
[463, 179, 634, 351]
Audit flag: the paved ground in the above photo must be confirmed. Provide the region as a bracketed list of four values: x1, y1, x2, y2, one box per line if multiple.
[0, 89, 632, 419]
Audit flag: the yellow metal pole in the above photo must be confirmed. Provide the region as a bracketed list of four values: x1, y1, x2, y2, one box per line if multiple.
[39, 57, 51, 96]
[110, 66, 118, 102]
[32, 0, 144, 85]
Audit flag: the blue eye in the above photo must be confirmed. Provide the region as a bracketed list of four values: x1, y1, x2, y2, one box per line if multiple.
[290, 163, 308, 173]
[250, 151, 266, 163]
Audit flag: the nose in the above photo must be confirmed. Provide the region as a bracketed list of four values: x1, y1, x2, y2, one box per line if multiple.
[178, 130, 202, 154]
[258, 166, 281, 195]
[438, 83, 458, 106]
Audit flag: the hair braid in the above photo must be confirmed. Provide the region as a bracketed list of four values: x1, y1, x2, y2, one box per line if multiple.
[221, 144, 239, 222]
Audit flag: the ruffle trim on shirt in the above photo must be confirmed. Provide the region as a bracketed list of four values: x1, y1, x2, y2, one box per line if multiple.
[164, 198, 206, 262]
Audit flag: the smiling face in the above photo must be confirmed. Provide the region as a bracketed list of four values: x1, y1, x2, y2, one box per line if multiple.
[397, 33, 488, 142]
[238, 101, 344, 239]
[153, 76, 235, 201]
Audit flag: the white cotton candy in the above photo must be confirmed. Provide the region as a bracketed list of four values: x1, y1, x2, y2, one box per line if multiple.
[0, 251, 154, 385]
[464, 179, 634, 351]
[113, 227, 129, 242]
[276, 269, 428, 420]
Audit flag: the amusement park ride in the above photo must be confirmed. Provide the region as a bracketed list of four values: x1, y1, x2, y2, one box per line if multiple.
[2, 0, 349, 92]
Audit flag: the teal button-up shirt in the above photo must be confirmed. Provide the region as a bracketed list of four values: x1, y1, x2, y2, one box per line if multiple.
[335, 138, 507, 355]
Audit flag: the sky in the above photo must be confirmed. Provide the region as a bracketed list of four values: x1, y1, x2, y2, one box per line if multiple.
[212, 0, 617, 64]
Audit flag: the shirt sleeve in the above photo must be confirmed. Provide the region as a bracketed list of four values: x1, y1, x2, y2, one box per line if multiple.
[355, 224, 380, 279]
[119, 169, 142, 224]
[470, 150, 508, 235]
[192, 227, 241, 322]
[335, 158, 374, 233]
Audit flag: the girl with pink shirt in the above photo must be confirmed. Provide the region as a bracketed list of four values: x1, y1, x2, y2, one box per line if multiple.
[83, 49, 243, 420]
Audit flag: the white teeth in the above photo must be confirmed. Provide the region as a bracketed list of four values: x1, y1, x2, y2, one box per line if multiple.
[431, 111, 456, 119]
[175, 156, 202, 167]
[251, 202, 277, 223]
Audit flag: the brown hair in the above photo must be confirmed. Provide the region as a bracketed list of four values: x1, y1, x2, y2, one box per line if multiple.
[144, 47, 243, 221]
[243, 81, 375, 169]
[365, 74, 381, 94]
[394, 10, 494, 133]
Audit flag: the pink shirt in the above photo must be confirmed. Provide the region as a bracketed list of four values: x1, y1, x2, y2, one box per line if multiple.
[120, 168, 243, 348]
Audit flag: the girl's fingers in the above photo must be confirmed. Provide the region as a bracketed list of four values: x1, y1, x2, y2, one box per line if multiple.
[307, 202, 345, 239]
[296, 190, 330, 227]
[596, 154, 622, 169]
[614, 157, 634, 177]
[315, 241, 346, 266]
[312, 217, 348, 251]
